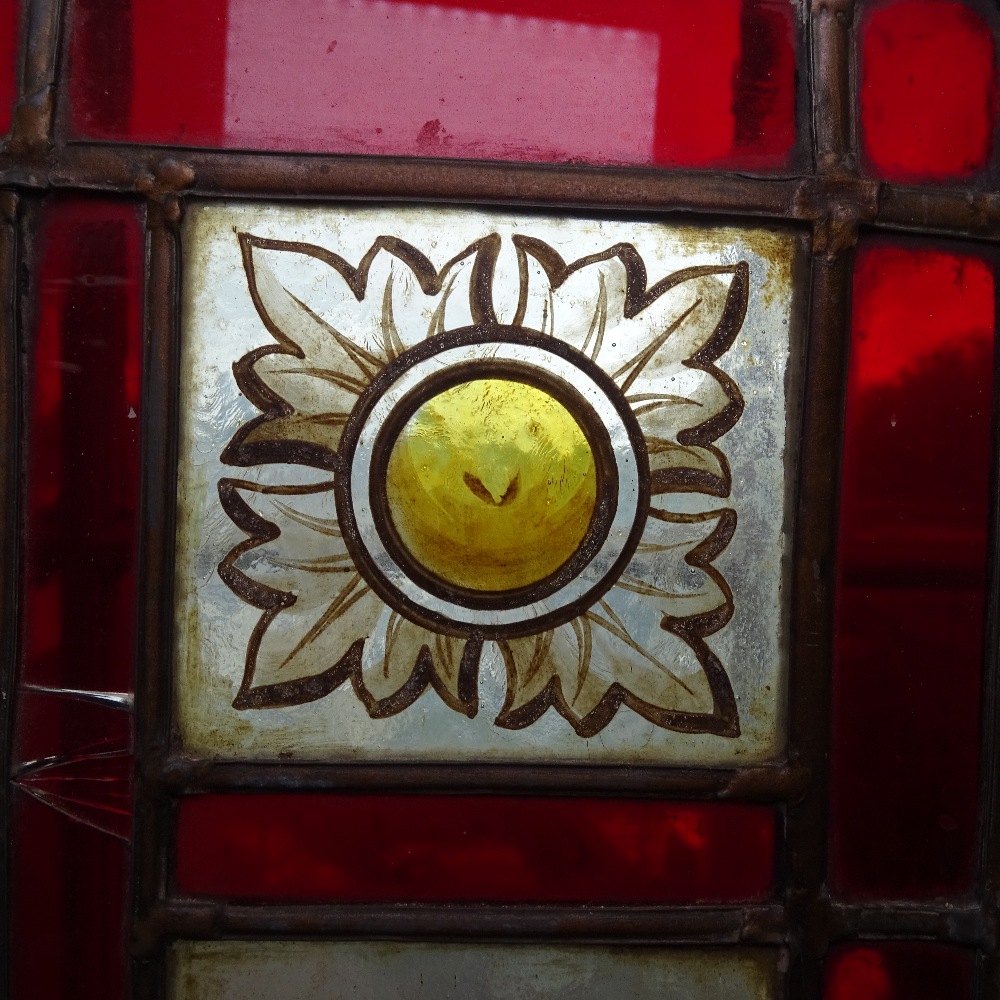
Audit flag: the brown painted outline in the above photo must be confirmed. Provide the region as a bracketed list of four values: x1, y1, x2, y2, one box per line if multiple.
[221, 230, 501, 471]
[334, 327, 648, 640]
[218, 477, 483, 716]
[365, 355, 620, 612]
[493, 508, 739, 738]
[512, 238, 749, 497]
[217, 230, 748, 736]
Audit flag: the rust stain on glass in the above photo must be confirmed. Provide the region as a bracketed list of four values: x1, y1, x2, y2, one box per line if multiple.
[173, 204, 798, 763]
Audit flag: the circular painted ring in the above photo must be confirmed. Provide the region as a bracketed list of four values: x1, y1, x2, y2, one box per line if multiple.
[337, 328, 649, 638]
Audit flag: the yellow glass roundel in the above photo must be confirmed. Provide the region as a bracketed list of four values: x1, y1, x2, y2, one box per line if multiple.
[384, 379, 597, 592]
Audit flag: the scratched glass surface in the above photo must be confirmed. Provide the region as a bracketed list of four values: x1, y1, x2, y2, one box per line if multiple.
[175, 204, 797, 763]
[170, 941, 781, 1000]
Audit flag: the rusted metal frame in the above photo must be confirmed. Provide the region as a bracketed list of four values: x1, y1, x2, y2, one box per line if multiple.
[134, 901, 789, 951]
[7, 0, 64, 156]
[780, 4, 857, 1000]
[781, 217, 854, 1000]
[978, 253, 1000, 999]
[811, 0, 854, 176]
[876, 187, 1000, 244]
[145, 759, 809, 802]
[15, 144, 810, 213]
[2, 142, 1000, 241]
[133, 198, 181, 1000]
[0, 190, 20, 1000]
[829, 902, 988, 949]
[132, 898, 992, 952]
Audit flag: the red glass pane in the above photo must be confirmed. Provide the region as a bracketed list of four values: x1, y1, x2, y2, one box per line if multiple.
[67, 0, 796, 170]
[860, 0, 998, 182]
[13, 689, 130, 767]
[831, 243, 994, 898]
[0, 0, 17, 135]
[10, 791, 130, 1000]
[175, 795, 776, 904]
[825, 944, 972, 1000]
[22, 198, 143, 695]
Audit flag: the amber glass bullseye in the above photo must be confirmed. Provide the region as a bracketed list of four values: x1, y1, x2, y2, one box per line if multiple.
[384, 379, 597, 592]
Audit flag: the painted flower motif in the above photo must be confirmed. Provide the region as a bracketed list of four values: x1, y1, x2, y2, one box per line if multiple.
[219, 231, 748, 737]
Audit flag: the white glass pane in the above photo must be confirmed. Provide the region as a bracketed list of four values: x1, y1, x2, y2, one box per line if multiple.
[170, 941, 781, 999]
[175, 203, 799, 764]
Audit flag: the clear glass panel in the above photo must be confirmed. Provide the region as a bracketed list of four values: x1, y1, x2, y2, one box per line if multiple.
[860, 0, 998, 182]
[831, 240, 994, 898]
[175, 794, 776, 903]
[174, 204, 799, 763]
[66, 0, 799, 170]
[170, 941, 782, 998]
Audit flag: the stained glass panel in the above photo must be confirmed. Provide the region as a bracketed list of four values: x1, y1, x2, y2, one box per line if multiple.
[0, 0, 17, 136]
[831, 241, 994, 898]
[66, 0, 798, 170]
[9, 196, 140, 1000]
[824, 944, 973, 1000]
[175, 795, 776, 903]
[174, 204, 798, 763]
[860, 0, 998, 182]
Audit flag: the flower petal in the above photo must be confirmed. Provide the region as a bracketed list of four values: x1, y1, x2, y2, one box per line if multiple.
[218, 477, 381, 708]
[227, 233, 502, 469]
[494, 599, 725, 736]
[221, 479, 349, 601]
[626, 500, 735, 626]
[494, 623, 587, 722]
[604, 268, 741, 388]
[584, 593, 716, 717]
[628, 367, 730, 437]
[232, 574, 383, 708]
[244, 238, 386, 397]
[515, 243, 628, 354]
[511, 241, 747, 498]
[358, 606, 480, 717]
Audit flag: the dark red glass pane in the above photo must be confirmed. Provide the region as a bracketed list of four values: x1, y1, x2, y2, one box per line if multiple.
[12, 689, 130, 767]
[831, 242, 994, 898]
[10, 791, 130, 1000]
[22, 198, 143, 695]
[175, 795, 775, 904]
[860, 0, 998, 182]
[67, 0, 796, 170]
[0, 0, 17, 135]
[825, 944, 972, 1000]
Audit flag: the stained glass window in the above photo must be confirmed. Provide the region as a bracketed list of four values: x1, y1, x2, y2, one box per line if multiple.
[2, 2, 999, 998]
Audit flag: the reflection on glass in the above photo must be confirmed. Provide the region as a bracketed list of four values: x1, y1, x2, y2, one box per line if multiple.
[385, 379, 597, 592]
[69, 0, 797, 170]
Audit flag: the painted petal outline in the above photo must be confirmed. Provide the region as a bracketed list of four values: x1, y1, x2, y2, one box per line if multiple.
[223, 232, 501, 471]
[513, 236, 748, 497]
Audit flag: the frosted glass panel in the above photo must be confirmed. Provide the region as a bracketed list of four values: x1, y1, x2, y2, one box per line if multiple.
[175, 204, 798, 764]
[170, 941, 781, 999]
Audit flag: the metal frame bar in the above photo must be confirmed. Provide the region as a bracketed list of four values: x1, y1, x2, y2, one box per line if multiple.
[3, 0, 1000, 997]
